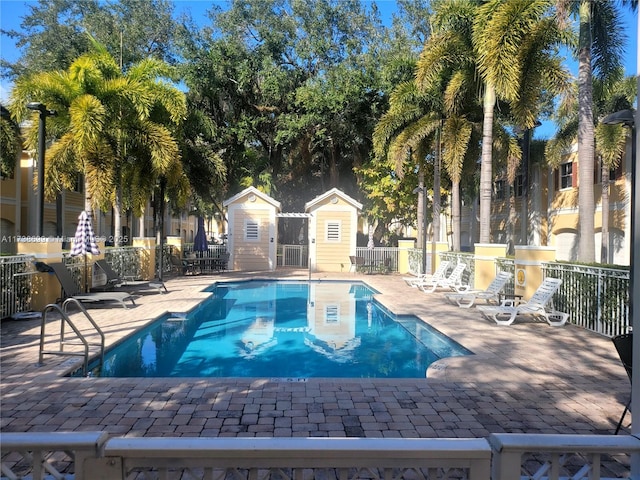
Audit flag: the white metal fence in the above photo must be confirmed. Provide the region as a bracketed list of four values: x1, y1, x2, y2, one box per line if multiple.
[356, 247, 400, 273]
[278, 245, 309, 267]
[0, 255, 35, 319]
[0, 248, 631, 337]
[2, 431, 638, 479]
[543, 262, 630, 336]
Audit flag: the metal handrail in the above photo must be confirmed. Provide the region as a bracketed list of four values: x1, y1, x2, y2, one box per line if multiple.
[38, 298, 105, 376]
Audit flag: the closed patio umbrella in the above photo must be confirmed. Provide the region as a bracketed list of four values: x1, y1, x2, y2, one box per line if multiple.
[70, 210, 100, 292]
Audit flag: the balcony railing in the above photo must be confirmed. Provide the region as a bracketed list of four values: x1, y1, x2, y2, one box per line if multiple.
[2, 431, 638, 479]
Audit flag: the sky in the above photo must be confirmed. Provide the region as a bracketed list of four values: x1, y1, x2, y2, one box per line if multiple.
[1, 0, 638, 140]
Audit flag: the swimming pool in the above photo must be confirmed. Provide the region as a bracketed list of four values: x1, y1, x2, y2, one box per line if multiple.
[87, 280, 472, 379]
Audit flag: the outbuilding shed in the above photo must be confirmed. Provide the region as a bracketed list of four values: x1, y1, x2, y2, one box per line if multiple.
[223, 186, 281, 271]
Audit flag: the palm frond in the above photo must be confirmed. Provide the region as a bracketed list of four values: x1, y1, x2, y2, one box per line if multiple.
[442, 115, 471, 182]
[595, 123, 627, 169]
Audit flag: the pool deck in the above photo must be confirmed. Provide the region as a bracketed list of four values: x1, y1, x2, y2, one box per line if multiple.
[0, 270, 630, 440]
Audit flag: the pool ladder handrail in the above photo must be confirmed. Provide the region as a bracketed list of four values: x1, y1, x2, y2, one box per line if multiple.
[38, 298, 105, 376]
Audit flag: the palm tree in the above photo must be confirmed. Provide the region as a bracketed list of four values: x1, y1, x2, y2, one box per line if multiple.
[556, 0, 632, 262]
[595, 74, 636, 263]
[0, 105, 22, 178]
[549, 72, 635, 263]
[372, 80, 442, 254]
[473, 0, 570, 243]
[9, 40, 187, 244]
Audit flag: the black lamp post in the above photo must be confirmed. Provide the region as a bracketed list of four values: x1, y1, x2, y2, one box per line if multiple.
[602, 109, 638, 444]
[26, 102, 57, 237]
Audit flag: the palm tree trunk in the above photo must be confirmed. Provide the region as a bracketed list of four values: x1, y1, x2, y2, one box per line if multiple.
[479, 83, 496, 243]
[114, 184, 122, 247]
[418, 167, 426, 248]
[433, 124, 441, 244]
[508, 189, 517, 255]
[601, 162, 610, 263]
[451, 180, 461, 252]
[577, 0, 596, 262]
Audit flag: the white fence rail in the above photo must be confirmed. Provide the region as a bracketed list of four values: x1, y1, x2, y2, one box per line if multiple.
[2, 432, 638, 480]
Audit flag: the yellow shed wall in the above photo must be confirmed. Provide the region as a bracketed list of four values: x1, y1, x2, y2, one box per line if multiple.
[314, 209, 352, 272]
[231, 208, 273, 271]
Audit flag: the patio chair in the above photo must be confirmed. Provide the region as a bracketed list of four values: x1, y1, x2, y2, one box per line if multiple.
[170, 255, 190, 275]
[349, 256, 366, 273]
[444, 271, 512, 308]
[92, 259, 167, 294]
[418, 262, 467, 294]
[476, 277, 568, 326]
[402, 260, 450, 288]
[49, 262, 136, 309]
[217, 252, 230, 272]
[612, 332, 632, 434]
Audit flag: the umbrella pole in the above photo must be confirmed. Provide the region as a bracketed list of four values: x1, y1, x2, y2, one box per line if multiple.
[84, 255, 88, 293]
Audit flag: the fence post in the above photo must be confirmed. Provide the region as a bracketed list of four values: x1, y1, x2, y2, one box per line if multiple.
[473, 244, 507, 291]
[133, 238, 156, 281]
[397, 239, 414, 274]
[514, 246, 556, 300]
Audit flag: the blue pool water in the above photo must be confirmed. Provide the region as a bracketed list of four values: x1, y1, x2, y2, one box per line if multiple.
[87, 280, 472, 378]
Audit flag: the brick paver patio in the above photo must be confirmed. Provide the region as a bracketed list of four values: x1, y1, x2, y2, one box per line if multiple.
[0, 270, 630, 439]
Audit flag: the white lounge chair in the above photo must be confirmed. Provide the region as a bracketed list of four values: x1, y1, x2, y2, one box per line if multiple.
[477, 277, 569, 326]
[444, 271, 512, 308]
[403, 260, 450, 288]
[418, 262, 467, 294]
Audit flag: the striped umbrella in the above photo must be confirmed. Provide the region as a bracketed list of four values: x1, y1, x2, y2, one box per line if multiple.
[70, 210, 100, 292]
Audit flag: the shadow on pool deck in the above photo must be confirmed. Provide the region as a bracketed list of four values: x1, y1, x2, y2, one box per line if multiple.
[0, 270, 631, 439]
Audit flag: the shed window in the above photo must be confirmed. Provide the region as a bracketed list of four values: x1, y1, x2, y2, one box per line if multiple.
[325, 304, 339, 323]
[326, 221, 341, 242]
[245, 220, 260, 241]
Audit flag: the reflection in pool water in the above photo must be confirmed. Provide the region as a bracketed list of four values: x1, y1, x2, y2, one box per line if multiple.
[87, 281, 472, 378]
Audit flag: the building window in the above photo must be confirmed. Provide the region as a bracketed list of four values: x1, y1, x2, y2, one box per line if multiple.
[73, 174, 84, 193]
[610, 161, 623, 181]
[245, 220, 259, 241]
[560, 162, 573, 189]
[494, 179, 506, 200]
[326, 221, 341, 242]
[514, 174, 524, 197]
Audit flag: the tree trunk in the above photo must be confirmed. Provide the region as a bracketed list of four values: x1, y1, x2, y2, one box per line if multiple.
[433, 124, 441, 244]
[451, 180, 461, 252]
[577, 0, 596, 263]
[601, 162, 610, 263]
[520, 128, 531, 245]
[157, 179, 166, 281]
[114, 184, 122, 247]
[479, 83, 496, 244]
[417, 167, 426, 248]
[508, 189, 517, 255]
[83, 178, 94, 230]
